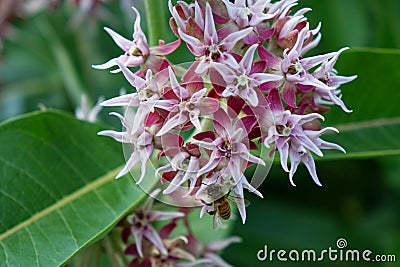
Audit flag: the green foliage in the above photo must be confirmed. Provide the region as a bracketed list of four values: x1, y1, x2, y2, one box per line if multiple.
[0, 111, 157, 266]
[322, 49, 400, 159]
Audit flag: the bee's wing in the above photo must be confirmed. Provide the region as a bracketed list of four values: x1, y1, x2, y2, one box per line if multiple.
[227, 195, 251, 207]
[213, 210, 224, 230]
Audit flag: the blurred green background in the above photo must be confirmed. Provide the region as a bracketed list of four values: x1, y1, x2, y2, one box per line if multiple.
[1, 0, 399, 266]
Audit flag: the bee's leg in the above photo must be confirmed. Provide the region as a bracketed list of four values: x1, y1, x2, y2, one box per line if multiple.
[207, 210, 215, 215]
[200, 199, 213, 206]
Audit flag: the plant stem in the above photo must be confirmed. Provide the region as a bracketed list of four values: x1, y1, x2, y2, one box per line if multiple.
[144, 0, 166, 46]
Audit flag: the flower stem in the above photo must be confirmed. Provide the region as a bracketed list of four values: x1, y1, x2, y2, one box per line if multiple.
[145, 0, 167, 46]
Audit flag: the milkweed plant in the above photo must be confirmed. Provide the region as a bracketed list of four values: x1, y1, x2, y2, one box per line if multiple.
[89, 0, 357, 266]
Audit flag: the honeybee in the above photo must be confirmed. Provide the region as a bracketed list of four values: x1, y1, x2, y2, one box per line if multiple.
[200, 184, 249, 228]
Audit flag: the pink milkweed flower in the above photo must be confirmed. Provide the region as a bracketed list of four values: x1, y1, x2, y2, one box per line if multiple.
[312, 47, 357, 113]
[182, 236, 242, 267]
[75, 94, 104, 122]
[156, 142, 205, 196]
[97, 111, 154, 182]
[259, 25, 344, 108]
[92, 7, 180, 73]
[178, 2, 253, 74]
[217, 44, 282, 106]
[264, 89, 345, 186]
[218, 0, 279, 44]
[155, 67, 219, 136]
[168, 0, 205, 38]
[127, 189, 185, 258]
[273, 2, 321, 52]
[194, 109, 265, 181]
[101, 62, 176, 135]
[222, 0, 278, 28]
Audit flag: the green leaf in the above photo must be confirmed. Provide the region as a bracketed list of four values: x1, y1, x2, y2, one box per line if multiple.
[318, 49, 400, 160]
[0, 111, 157, 267]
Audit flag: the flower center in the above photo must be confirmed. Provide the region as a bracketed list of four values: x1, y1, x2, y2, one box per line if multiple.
[277, 125, 291, 136]
[237, 74, 249, 88]
[205, 44, 222, 61]
[288, 60, 303, 75]
[219, 138, 234, 158]
[139, 88, 155, 101]
[239, 7, 252, 17]
[129, 46, 142, 56]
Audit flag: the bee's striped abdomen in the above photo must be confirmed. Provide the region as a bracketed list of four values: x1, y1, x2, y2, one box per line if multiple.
[217, 200, 231, 220]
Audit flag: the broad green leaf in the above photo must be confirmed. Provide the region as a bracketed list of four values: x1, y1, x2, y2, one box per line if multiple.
[0, 111, 157, 267]
[318, 49, 400, 159]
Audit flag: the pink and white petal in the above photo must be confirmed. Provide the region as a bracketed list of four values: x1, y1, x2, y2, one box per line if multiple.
[163, 172, 186, 194]
[116, 61, 146, 88]
[267, 89, 284, 112]
[92, 57, 118, 70]
[277, 139, 290, 172]
[104, 27, 133, 52]
[251, 73, 282, 85]
[257, 26, 275, 40]
[150, 38, 181, 55]
[240, 87, 258, 107]
[236, 143, 265, 165]
[160, 132, 184, 149]
[189, 109, 202, 130]
[197, 97, 220, 115]
[116, 151, 140, 178]
[156, 112, 189, 136]
[282, 82, 297, 108]
[240, 176, 263, 199]
[100, 93, 140, 107]
[221, 0, 237, 18]
[318, 139, 346, 153]
[178, 29, 205, 56]
[193, 131, 216, 141]
[221, 27, 253, 52]
[243, 31, 260, 45]
[302, 152, 322, 186]
[288, 152, 301, 186]
[143, 225, 168, 255]
[241, 44, 258, 73]
[207, 237, 242, 251]
[136, 146, 153, 184]
[150, 210, 185, 221]
[195, 60, 212, 75]
[213, 109, 233, 136]
[131, 227, 144, 257]
[257, 45, 281, 67]
[204, 253, 234, 267]
[294, 135, 323, 157]
[232, 181, 246, 224]
[132, 7, 150, 55]
[301, 51, 338, 71]
[124, 55, 145, 67]
[97, 130, 125, 143]
[217, 22, 239, 39]
[198, 151, 221, 175]
[204, 3, 219, 44]
[190, 88, 207, 102]
[168, 66, 189, 99]
[250, 60, 267, 74]
[194, 1, 205, 31]
[182, 61, 201, 83]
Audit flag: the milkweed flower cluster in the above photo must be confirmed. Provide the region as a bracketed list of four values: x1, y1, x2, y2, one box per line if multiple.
[96, 0, 356, 265]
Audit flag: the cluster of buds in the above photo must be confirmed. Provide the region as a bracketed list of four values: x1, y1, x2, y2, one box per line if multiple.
[95, 0, 356, 264]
